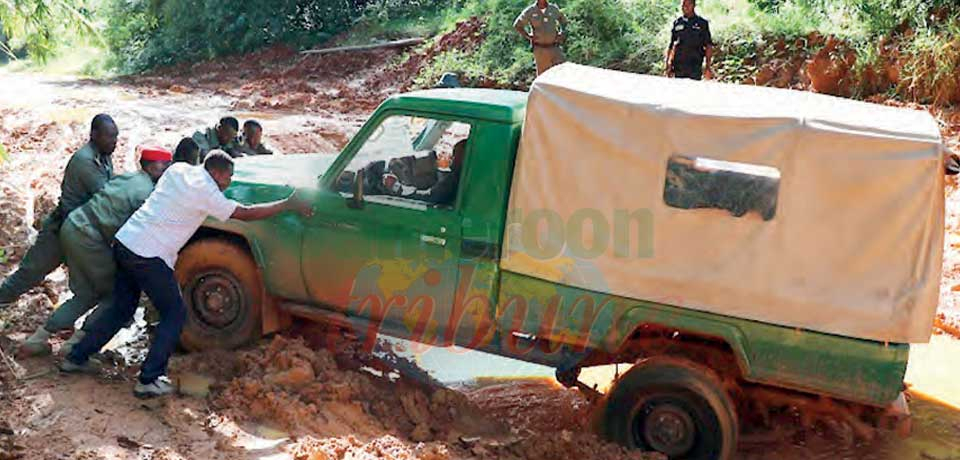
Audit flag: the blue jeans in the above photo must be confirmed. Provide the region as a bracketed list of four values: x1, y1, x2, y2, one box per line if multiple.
[67, 242, 186, 384]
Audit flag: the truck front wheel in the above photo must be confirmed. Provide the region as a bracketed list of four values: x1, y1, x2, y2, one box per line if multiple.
[601, 357, 738, 460]
[175, 239, 263, 351]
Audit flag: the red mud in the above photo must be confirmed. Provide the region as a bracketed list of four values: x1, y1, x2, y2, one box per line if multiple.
[120, 16, 488, 119]
[190, 334, 662, 460]
[729, 30, 960, 105]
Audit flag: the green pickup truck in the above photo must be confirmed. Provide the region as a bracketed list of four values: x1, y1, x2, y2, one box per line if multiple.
[176, 64, 944, 459]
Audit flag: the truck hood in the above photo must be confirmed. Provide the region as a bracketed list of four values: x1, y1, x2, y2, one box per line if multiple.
[232, 154, 338, 188]
[226, 154, 338, 204]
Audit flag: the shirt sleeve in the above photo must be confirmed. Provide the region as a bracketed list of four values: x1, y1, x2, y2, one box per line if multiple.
[670, 20, 680, 46]
[557, 8, 568, 26]
[203, 188, 240, 221]
[514, 7, 530, 29]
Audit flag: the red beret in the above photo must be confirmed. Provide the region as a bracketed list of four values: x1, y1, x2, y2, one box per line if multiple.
[138, 145, 172, 162]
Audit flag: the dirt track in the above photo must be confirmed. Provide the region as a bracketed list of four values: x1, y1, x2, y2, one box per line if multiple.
[2, 42, 960, 459]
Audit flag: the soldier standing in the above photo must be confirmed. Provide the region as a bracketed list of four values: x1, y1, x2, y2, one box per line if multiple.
[665, 0, 715, 80]
[0, 114, 117, 308]
[514, 0, 569, 76]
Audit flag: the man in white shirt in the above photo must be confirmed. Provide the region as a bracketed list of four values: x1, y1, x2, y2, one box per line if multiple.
[61, 151, 311, 398]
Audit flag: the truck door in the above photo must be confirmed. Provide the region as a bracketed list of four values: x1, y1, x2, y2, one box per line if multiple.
[302, 114, 472, 346]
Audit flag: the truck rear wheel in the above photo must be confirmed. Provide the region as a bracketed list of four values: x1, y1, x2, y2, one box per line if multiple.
[175, 239, 263, 351]
[601, 357, 738, 460]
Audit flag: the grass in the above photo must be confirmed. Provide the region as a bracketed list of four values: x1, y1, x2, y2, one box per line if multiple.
[345, 0, 958, 101]
[2, 44, 112, 77]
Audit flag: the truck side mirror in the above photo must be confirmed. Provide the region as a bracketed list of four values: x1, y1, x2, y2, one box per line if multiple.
[348, 168, 365, 209]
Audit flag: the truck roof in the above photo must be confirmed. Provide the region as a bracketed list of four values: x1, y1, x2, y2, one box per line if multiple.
[384, 88, 528, 124]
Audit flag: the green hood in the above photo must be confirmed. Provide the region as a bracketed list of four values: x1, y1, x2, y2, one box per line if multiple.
[226, 154, 338, 203]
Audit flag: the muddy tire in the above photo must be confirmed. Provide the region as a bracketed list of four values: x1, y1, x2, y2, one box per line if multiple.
[175, 239, 263, 351]
[601, 357, 738, 460]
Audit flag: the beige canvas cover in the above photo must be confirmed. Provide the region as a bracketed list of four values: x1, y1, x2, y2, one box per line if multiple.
[502, 63, 944, 343]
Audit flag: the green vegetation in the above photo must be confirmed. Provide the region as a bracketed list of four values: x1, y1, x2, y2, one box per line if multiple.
[0, 0, 102, 62]
[366, 0, 960, 93]
[405, 0, 678, 87]
[99, 0, 451, 72]
[1, 0, 957, 105]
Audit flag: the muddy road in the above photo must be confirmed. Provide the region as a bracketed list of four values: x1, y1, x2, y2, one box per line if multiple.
[2, 56, 960, 460]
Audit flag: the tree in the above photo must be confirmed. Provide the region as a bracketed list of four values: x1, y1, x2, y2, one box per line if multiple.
[0, 0, 100, 61]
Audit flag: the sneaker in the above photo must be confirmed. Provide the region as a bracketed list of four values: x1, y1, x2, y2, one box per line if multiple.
[58, 357, 102, 375]
[19, 340, 52, 358]
[133, 376, 176, 399]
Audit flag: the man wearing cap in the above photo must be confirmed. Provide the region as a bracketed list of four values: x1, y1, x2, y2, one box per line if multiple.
[236, 120, 277, 156]
[514, 0, 569, 75]
[62, 151, 312, 398]
[20, 146, 176, 357]
[0, 114, 117, 309]
[192, 117, 242, 159]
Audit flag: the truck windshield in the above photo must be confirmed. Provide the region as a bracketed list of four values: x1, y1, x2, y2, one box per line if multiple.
[335, 115, 472, 205]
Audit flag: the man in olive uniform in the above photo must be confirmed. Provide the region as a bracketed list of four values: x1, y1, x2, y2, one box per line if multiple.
[514, 0, 569, 76]
[665, 0, 715, 80]
[0, 114, 117, 308]
[192, 117, 241, 159]
[236, 120, 276, 156]
[20, 147, 174, 356]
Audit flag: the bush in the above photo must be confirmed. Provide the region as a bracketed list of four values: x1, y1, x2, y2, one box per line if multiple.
[103, 0, 379, 72]
[410, 0, 676, 87]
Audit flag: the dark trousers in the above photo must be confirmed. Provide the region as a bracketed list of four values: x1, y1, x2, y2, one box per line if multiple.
[67, 242, 186, 384]
[673, 64, 703, 80]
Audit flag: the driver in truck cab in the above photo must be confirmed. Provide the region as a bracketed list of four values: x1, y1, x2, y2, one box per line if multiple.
[381, 139, 467, 206]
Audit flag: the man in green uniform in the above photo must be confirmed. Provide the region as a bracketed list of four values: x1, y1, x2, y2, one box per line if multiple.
[20, 146, 175, 356]
[665, 0, 715, 80]
[514, 0, 569, 76]
[236, 120, 277, 156]
[0, 114, 117, 308]
[192, 117, 241, 159]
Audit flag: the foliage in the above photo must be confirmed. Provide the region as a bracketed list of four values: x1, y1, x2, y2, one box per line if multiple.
[0, 0, 101, 62]
[408, 0, 676, 87]
[103, 0, 377, 72]
[897, 16, 960, 104]
[93, 0, 960, 108]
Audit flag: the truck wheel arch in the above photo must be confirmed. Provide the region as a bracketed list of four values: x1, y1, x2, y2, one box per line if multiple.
[612, 307, 756, 382]
[182, 228, 289, 341]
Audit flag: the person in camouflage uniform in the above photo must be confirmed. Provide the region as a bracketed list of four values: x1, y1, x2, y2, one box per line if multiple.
[192, 117, 241, 159]
[0, 114, 117, 309]
[514, 0, 569, 75]
[20, 147, 177, 356]
[236, 120, 277, 156]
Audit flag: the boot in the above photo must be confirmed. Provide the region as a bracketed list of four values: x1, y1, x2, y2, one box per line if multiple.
[59, 330, 86, 356]
[20, 327, 52, 357]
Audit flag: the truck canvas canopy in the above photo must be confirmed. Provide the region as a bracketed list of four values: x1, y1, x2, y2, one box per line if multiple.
[502, 63, 945, 344]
